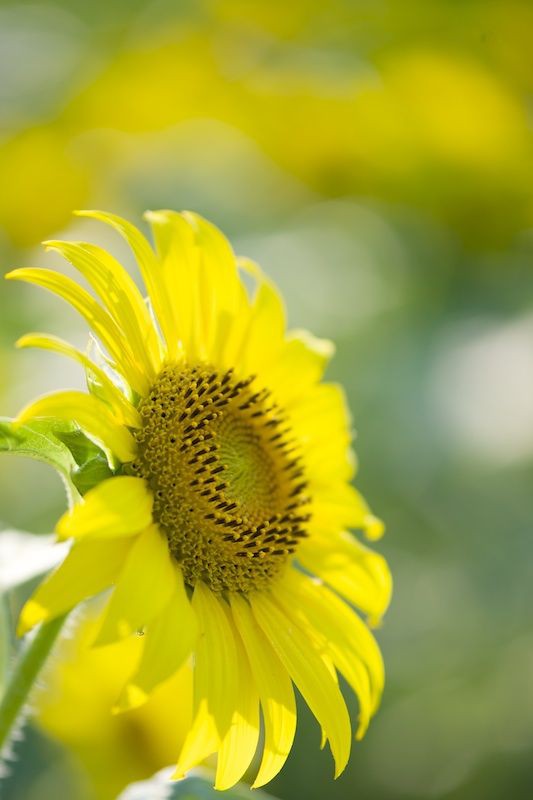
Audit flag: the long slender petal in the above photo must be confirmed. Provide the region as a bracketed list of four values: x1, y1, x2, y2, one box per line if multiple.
[238, 258, 286, 376]
[145, 209, 196, 358]
[251, 588, 352, 778]
[215, 604, 260, 790]
[5, 267, 148, 395]
[282, 570, 385, 715]
[173, 583, 239, 778]
[15, 390, 137, 463]
[76, 210, 178, 359]
[279, 572, 374, 738]
[230, 593, 296, 787]
[16, 333, 140, 428]
[44, 240, 161, 376]
[146, 210, 241, 363]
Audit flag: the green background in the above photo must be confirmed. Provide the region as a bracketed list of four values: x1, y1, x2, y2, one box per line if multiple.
[1, 1, 532, 798]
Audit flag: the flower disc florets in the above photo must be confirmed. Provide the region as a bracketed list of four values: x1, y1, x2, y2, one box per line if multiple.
[128, 364, 310, 592]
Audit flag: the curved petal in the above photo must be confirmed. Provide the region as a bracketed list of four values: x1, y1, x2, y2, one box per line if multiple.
[5, 268, 148, 395]
[173, 583, 239, 778]
[251, 589, 352, 778]
[288, 572, 384, 710]
[230, 593, 296, 787]
[18, 537, 132, 636]
[117, 568, 197, 711]
[76, 210, 178, 360]
[56, 476, 153, 542]
[43, 239, 161, 377]
[279, 571, 379, 738]
[215, 605, 260, 790]
[16, 333, 140, 428]
[95, 525, 176, 646]
[298, 530, 392, 623]
[15, 390, 137, 464]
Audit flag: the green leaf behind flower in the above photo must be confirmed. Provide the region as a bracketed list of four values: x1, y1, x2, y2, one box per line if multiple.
[55, 429, 113, 495]
[0, 417, 77, 478]
[0, 418, 113, 499]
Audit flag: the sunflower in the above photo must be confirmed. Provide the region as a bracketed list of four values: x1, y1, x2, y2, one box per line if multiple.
[7, 210, 391, 790]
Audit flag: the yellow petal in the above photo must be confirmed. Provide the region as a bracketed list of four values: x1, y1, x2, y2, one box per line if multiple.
[311, 484, 377, 533]
[279, 571, 380, 739]
[182, 211, 240, 314]
[15, 390, 137, 463]
[230, 593, 296, 788]
[265, 329, 335, 405]
[215, 606, 260, 790]
[18, 537, 132, 636]
[251, 589, 352, 778]
[56, 476, 153, 542]
[238, 258, 286, 376]
[16, 333, 140, 428]
[290, 383, 354, 484]
[146, 210, 241, 363]
[173, 583, 239, 777]
[216, 280, 253, 371]
[288, 570, 384, 711]
[95, 525, 176, 646]
[298, 530, 392, 623]
[145, 209, 196, 359]
[183, 211, 240, 361]
[117, 568, 197, 711]
[6, 267, 148, 395]
[43, 239, 161, 378]
[76, 210, 177, 360]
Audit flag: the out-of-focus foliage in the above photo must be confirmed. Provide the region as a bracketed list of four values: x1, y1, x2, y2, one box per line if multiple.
[0, 1, 532, 799]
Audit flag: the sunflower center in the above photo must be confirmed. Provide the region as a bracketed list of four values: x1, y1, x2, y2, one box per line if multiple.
[127, 364, 310, 592]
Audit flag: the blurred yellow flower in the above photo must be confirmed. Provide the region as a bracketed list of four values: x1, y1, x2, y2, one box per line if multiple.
[37, 606, 193, 800]
[8, 210, 391, 789]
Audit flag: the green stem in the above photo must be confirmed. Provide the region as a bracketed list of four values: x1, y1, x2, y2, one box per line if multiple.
[0, 614, 66, 752]
[0, 594, 11, 695]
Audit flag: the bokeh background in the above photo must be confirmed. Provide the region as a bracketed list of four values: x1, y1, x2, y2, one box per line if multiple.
[1, 1, 533, 798]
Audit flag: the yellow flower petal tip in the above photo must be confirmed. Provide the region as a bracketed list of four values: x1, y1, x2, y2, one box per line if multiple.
[364, 514, 385, 541]
[9, 209, 390, 788]
[4, 270, 20, 281]
[17, 601, 47, 637]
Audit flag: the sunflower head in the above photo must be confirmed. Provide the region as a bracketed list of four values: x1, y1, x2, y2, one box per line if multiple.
[7, 209, 391, 790]
[129, 362, 310, 593]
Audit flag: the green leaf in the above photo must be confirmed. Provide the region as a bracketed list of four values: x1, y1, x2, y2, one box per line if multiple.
[118, 768, 280, 800]
[55, 429, 114, 495]
[0, 418, 115, 498]
[0, 417, 77, 480]
[0, 593, 11, 696]
[71, 454, 114, 496]
[54, 429, 104, 468]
